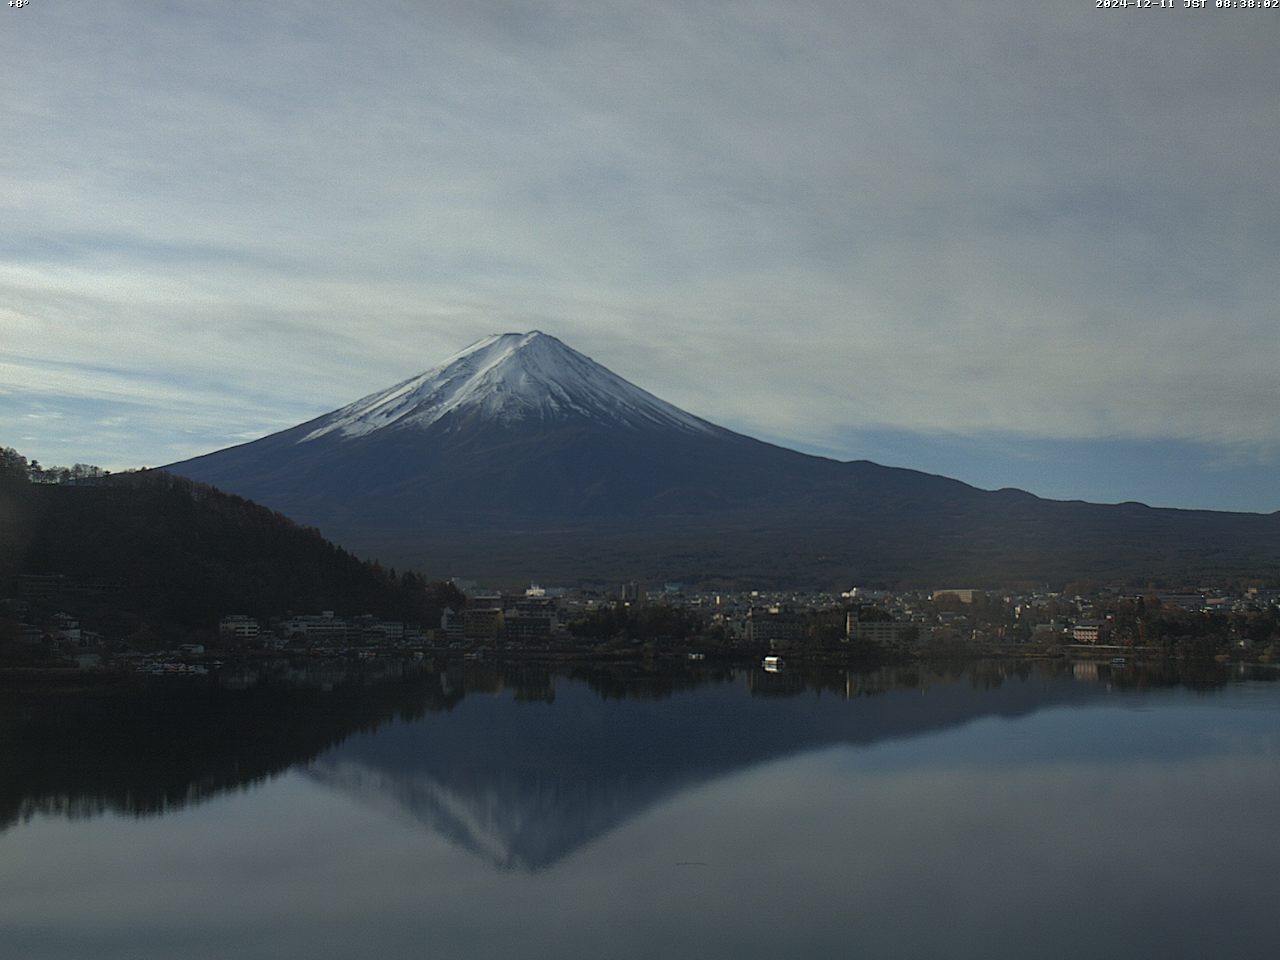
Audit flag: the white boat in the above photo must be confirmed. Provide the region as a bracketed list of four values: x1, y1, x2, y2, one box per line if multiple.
[763, 655, 784, 672]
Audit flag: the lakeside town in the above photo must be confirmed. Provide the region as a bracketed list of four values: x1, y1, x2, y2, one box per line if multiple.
[6, 571, 1280, 674]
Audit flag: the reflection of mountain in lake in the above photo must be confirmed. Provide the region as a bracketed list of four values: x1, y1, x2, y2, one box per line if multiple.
[304, 665, 1109, 871]
[5, 661, 1241, 852]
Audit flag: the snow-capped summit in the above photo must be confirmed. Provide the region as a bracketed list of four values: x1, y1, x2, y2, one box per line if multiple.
[300, 331, 715, 442]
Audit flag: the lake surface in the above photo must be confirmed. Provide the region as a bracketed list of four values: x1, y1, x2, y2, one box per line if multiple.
[2, 660, 1279, 959]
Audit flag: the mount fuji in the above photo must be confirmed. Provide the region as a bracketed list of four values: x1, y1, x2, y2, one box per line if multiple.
[299, 331, 718, 442]
[167, 332, 1280, 586]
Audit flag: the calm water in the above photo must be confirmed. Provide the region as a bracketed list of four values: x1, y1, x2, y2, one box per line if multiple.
[2, 660, 1279, 959]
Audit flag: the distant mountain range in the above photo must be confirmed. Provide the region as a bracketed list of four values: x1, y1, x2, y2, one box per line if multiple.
[167, 332, 1280, 587]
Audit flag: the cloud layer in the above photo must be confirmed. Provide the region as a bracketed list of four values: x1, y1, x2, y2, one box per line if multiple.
[3, 2, 1277, 505]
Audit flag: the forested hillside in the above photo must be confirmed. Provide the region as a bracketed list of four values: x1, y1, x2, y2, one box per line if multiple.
[1, 447, 461, 640]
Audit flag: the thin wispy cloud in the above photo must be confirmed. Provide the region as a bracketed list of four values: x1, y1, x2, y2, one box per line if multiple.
[2, 1, 1277, 507]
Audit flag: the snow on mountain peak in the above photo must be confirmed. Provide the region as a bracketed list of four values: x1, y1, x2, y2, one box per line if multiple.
[299, 331, 716, 442]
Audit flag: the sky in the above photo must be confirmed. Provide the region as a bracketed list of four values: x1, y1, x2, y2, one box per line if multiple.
[2, 1, 1278, 512]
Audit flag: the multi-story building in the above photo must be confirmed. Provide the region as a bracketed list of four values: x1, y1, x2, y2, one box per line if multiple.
[503, 595, 560, 644]
[48, 612, 81, 646]
[745, 605, 805, 648]
[279, 611, 350, 645]
[219, 615, 261, 642]
[845, 615, 920, 647]
[1071, 620, 1109, 644]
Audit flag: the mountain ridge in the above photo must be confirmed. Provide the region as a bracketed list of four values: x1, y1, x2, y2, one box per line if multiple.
[167, 332, 1280, 587]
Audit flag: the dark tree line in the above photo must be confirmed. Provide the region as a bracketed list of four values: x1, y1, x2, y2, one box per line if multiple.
[1, 447, 462, 638]
[0, 665, 468, 831]
[0, 446, 109, 485]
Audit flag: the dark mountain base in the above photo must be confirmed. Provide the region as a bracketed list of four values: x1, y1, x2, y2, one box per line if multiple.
[326, 505, 1280, 591]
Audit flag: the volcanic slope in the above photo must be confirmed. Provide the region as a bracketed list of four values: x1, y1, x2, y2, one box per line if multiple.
[167, 332, 1280, 587]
